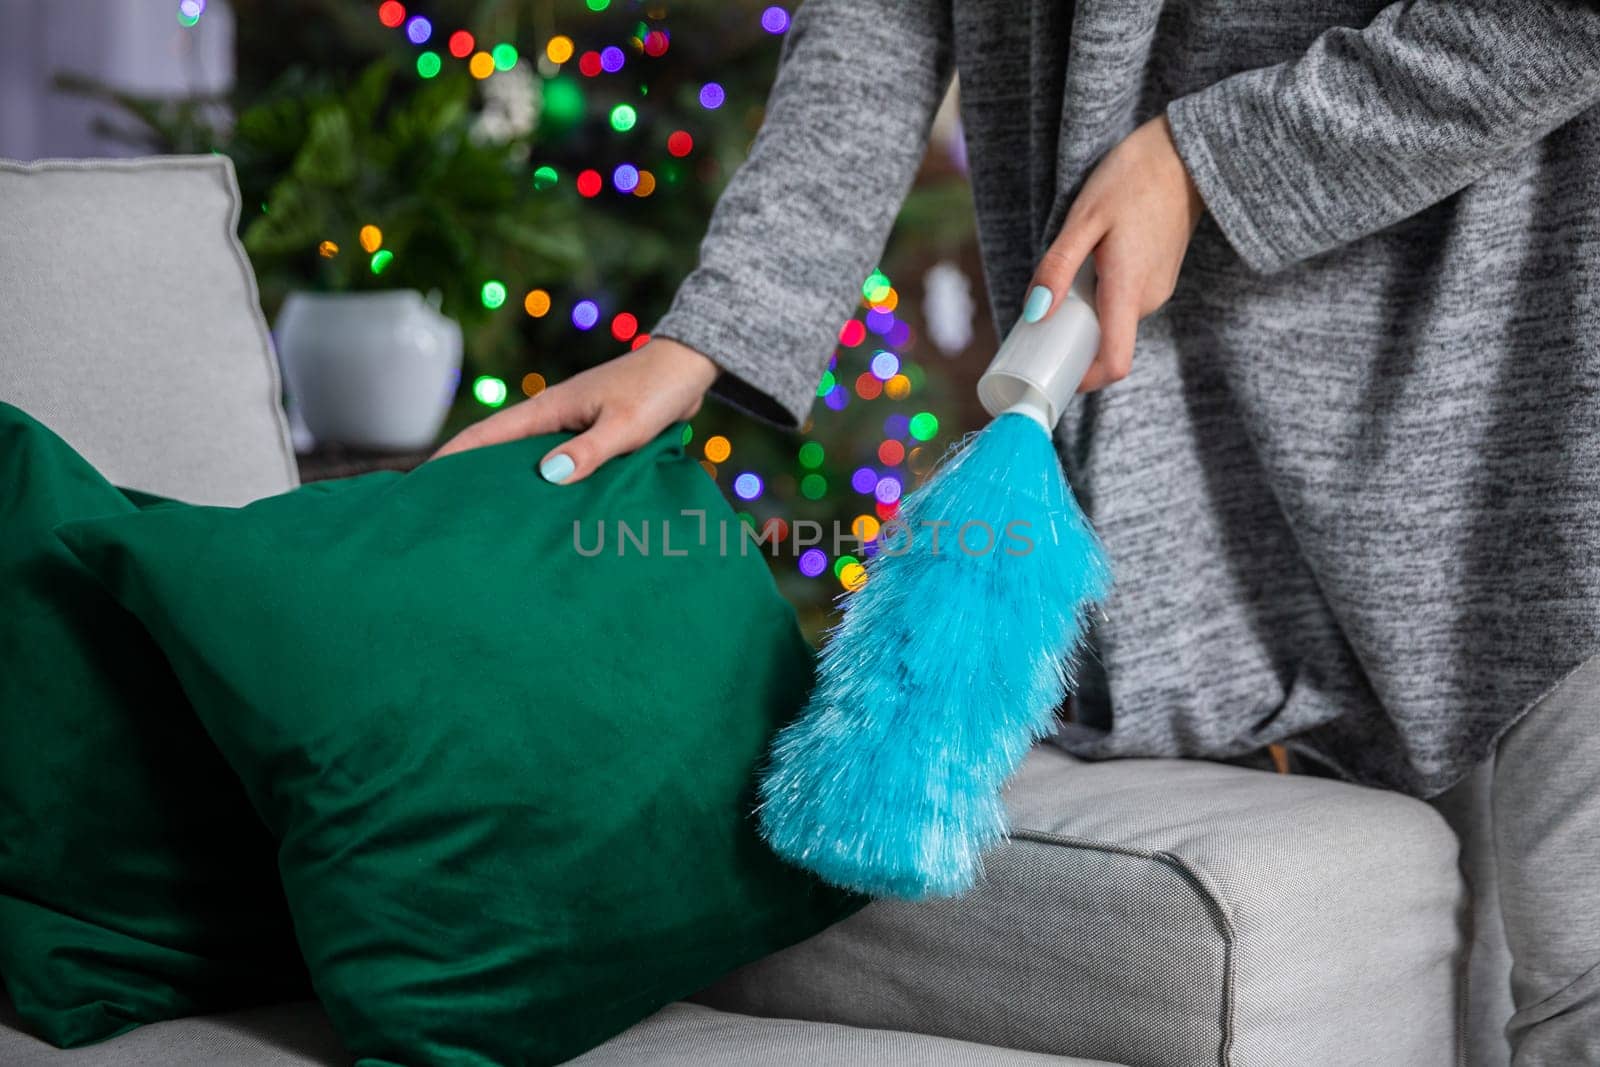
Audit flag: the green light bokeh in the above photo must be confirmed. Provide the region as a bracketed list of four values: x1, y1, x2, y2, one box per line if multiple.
[543, 77, 585, 125]
[473, 376, 509, 408]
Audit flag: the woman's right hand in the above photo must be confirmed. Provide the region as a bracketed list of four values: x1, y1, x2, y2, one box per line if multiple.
[430, 337, 720, 485]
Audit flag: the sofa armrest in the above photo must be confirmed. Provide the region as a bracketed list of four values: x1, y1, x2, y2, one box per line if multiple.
[695, 747, 1466, 1067]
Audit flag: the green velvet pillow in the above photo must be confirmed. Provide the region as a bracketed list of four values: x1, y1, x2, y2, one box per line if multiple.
[0, 403, 307, 1048]
[58, 425, 860, 1066]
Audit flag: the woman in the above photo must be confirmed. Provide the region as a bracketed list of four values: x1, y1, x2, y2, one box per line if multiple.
[438, 2, 1600, 1058]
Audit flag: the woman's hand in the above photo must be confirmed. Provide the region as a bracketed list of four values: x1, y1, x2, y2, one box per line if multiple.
[430, 337, 720, 484]
[1022, 114, 1205, 392]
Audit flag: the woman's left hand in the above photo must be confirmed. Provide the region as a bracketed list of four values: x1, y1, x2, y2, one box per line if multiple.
[1021, 114, 1205, 393]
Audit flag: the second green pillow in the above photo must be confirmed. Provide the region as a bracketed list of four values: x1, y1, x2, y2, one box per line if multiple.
[0, 403, 306, 1048]
[59, 426, 860, 1066]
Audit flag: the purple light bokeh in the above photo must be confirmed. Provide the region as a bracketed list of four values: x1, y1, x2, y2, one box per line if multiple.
[732, 472, 764, 501]
[850, 467, 878, 495]
[883, 413, 910, 439]
[405, 15, 432, 43]
[798, 548, 827, 578]
[947, 116, 969, 174]
[874, 476, 903, 504]
[600, 46, 625, 72]
[572, 300, 600, 330]
[760, 6, 790, 33]
[698, 82, 726, 109]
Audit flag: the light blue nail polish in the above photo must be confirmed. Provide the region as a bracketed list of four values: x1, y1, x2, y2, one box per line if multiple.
[539, 454, 575, 485]
[1023, 285, 1053, 323]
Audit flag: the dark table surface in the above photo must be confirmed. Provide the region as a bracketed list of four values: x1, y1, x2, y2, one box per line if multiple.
[295, 446, 430, 484]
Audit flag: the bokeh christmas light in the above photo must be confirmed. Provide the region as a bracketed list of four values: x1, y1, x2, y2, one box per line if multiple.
[311, 3, 969, 608]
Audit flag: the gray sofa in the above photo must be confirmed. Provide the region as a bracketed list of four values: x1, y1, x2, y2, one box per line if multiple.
[0, 156, 1509, 1066]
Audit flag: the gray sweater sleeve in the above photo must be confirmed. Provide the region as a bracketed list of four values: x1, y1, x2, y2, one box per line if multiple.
[1166, 0, 1600, 275]
[646, 0, 955, 429]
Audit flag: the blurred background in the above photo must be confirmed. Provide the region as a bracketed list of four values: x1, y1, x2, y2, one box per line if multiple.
[0, 0, 995, 633]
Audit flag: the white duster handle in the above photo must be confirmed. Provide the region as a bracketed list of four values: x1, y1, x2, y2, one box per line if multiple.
[976, 260, 1100, 431]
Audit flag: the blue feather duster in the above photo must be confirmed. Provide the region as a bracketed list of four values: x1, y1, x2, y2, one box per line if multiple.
[757, 413, 1112, 898]
[757, 266, 1112, 900]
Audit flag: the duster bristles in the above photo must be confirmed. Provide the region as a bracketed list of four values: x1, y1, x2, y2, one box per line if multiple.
[756, 412, 1113, 899]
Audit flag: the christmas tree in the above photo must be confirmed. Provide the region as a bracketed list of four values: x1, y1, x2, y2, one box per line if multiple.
[84, 0, 992, 628]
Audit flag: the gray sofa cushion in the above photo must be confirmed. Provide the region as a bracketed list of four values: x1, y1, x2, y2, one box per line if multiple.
[0, 156, 297, 505]
[696, 747, 1466, 1066]
[0, 998, 343, 1067]
[570, 1003, 1123, 1066]
[0, 997, 1125, 1067]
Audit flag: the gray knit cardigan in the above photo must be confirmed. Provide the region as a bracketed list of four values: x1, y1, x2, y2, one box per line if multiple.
[648, 0, 1600, 798]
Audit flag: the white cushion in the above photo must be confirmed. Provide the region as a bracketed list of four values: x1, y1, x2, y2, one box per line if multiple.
[0, 155, 297, 505]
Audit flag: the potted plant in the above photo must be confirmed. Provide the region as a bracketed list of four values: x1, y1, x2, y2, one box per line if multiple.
[64, 59, 584, 450]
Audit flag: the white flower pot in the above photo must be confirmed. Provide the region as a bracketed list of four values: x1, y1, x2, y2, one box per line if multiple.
[274, 290, 463, 452]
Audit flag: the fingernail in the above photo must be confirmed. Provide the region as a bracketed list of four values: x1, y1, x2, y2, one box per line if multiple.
[1023, 285, 1053, 323]
[539, 454, 575, 485]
